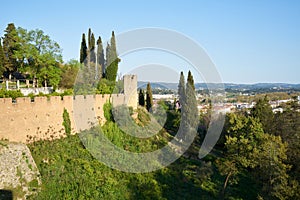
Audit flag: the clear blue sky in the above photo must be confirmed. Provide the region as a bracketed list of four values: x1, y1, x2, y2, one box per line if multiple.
[1, 0, 300, 83]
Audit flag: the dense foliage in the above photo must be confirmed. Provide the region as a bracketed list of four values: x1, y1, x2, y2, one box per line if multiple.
[78, 29, 120, 94]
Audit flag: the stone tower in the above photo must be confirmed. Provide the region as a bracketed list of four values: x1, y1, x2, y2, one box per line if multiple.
[123, 74, 137, 109]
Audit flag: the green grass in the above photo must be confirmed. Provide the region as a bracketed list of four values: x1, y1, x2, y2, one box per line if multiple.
[26, 104, 262, 200]
[28, 126, 223, 199]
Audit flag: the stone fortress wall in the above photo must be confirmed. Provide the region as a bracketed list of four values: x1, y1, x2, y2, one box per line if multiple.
[0, 75, 137, 143]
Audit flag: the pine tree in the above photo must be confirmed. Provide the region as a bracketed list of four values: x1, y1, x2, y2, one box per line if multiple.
[2, 23, 20, 74]
[80, 33, 87, 64]
[0, 38, 5, 77]
[146, 83, 153, 112]
[251, 95, 274, 133]
[138, 89, 145, 107]
[96, 36, 105, 79]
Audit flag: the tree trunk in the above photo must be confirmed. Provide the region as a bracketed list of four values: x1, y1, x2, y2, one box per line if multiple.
[221, 171, 232, 199]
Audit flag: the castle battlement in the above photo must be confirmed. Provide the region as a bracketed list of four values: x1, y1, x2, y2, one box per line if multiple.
[0, 75, 138, 143]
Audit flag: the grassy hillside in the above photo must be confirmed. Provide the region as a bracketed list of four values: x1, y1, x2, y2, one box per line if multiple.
[27, 104, 260, 200]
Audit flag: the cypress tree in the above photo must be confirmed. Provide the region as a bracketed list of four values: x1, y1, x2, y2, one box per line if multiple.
[105, 31, 120, 82]
[0, 38, 5, 77]
[88, 28, 92, 51]
[96, 36, 105, 79]
[90, 33, 96, 63]
[187, 70, 195, 90]
[185, 71, 198, 128]
[110, 31, 117, 61]
[138, 89, 145, 107]
[177, 70, 198, 141]
[79, 33, 87, 64]
[104, 43, 110, 79]
[146, 83, 153, 112]
[178, 71, 186, 105]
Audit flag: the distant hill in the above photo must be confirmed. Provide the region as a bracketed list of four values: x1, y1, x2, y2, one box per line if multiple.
[138, 81, 300, 91]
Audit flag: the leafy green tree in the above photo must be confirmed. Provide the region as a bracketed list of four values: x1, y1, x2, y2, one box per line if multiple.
[254, 133, 294, 200]
[139, 89, 145, 107]
[216, 113, 264, 198]
[38, 65, 61, 89]
[273, 98, 300, 183]
[59, 59, 80, 89]
[80, 33, 87, 64]
[14, 27, 62, 85]
[0, 38, 5, 77]
[2, 23, 20, 74]
[97, 78, 115, 94]
[217, 112, 296, 199]
[146, 83, 153, 111]
[96, 36, 105, 79]
[251, 96, 274, 133]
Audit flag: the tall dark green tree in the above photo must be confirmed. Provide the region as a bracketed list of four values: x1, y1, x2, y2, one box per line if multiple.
[138, 89, 145, 107]
[110, 31, 117, 61]
[105, 31, 120, 82]
[104, 43, 110, 78]
[185, 71, 198, 128]
[146, 83, 153, 112]
[88, 28, 92, 51]
[2, 23, 20, 75]
[251, 96, 274, 133]
[177, 71, 197, 141]
[96, 36, 105, 79]
[187, 70, 195, 91]
[90, 33, 96, 64]
[273, 97, 300, 183]
[0, 38, 5, 77]
[80, 33, 87, 64]
[178, 71, 185, 104]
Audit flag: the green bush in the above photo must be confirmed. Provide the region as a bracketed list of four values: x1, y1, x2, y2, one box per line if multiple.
[103, 102, 114, 122]
[62, 108, 71, 136]
[0, 89, 23, 99]
[96, 78, 115, 94]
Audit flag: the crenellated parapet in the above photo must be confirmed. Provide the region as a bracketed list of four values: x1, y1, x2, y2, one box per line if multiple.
[0, 75, 138, 143]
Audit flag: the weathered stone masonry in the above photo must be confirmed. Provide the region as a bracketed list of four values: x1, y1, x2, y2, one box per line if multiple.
[0, 75, 137, 143]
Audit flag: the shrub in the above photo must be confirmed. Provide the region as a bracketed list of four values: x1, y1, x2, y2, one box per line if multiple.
[0, 89, 23, 100]
[103, 102, 114, 122]
[62, 108, 71, 136]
